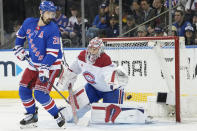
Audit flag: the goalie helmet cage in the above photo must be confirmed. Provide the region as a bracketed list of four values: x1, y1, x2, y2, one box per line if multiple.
[102, 36, 181, 122]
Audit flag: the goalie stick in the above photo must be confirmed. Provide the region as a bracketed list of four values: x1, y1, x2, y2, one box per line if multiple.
[60, 37, 79, 124]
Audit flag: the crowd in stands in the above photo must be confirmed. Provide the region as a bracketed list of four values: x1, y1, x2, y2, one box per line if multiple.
[1, 0, 197, 49]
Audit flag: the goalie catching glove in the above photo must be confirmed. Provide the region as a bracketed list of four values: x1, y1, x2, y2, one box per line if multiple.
[57, 65, 77, 90]
[105, 66, 129, 90]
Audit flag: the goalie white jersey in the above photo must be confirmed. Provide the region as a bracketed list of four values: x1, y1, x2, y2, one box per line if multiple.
[70, 50, 118, 92]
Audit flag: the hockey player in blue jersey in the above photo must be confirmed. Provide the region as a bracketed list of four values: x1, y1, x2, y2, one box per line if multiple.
[13, 1, 67, 128]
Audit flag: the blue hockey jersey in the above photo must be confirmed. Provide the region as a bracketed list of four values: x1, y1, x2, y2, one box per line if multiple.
[15, 18, 62, 70]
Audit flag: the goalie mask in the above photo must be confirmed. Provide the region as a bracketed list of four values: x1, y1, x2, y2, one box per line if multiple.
[86, 37, 104, 64]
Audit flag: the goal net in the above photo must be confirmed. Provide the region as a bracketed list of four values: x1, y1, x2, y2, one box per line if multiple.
[102, 36, 197, 122]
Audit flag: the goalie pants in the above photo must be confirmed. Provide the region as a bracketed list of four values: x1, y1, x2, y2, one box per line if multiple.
[85, 83, 124, 104]
[19, 68, 60, 117]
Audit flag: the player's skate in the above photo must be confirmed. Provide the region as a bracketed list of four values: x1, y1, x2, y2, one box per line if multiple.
[20, 107, 38, 129]
[55, 107, 66, 128]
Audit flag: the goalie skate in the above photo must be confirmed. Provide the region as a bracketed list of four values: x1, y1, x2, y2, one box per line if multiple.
[20, 107, 38, 129]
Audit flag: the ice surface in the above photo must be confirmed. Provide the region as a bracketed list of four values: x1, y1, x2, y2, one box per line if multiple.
[0, 99, 197, 131]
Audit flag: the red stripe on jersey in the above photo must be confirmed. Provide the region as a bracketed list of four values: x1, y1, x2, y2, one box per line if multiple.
[44, 100, 55, 110]
[92, 106, 105, 110]
[46, 51, 58, 55]
[111, 71, 116, 82]
[23, 99, 35, 107]
[52, 61, 61, 65]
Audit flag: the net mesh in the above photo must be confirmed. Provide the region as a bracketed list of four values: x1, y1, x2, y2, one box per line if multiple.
[102, 37, 197, 121]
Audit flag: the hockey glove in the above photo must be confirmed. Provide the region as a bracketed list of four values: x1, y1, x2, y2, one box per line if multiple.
[39, 65, 49, 83]
[13, 46, 28, 61]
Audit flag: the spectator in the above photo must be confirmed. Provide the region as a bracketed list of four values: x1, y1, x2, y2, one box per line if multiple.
[105, 14, 119, 37]
[113, 4, 127, 24]
[140, 0, 155, 27]
[68, 6, 79, 29]
[66, 6, 81, 47]
[152, 0, 169, 28]
[154, 26, 167, 36]
[195, 32, 197, 45]
[192, 12, 197, 32]
[128, 0, 144, 25]
[108, 0, 117, 16]
[167, 25, 178, 36]
[54, 6, 70, 40]
[184, 25, 195, 45]
[147, 24, 155, 36]
[164, 0, 179, 8]
[0, 21, 22, 49]
[73, 13, 90, 47]
[136, 25, 147, 37]
[185, 0, 197, 22]
[86, 3, 109, 42]
[173, 10, 192, 36]
[92, 3, 109, 29]
[98, 29, 107, 38]
[122, 15, 136, 37]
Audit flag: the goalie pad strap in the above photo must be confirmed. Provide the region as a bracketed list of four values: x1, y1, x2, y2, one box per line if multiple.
[105, 104, 121, 123]
[73, 86, 90, 110]
[74, 89, 85, 109]
[91, 103, 146, 123]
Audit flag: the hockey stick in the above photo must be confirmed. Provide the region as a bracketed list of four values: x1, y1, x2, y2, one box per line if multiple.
[60, 37, 79, 124]
[24, 56, 69, 104]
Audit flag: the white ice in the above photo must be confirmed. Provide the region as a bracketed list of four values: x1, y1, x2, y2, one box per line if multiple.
[1, 99, 197, 131]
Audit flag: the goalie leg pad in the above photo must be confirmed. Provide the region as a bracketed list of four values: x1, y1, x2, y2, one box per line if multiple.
[73, 86, 90, 110]
[91, 103, 146, 124]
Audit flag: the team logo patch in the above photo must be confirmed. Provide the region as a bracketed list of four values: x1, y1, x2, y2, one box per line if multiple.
[83, 71, 96, 84]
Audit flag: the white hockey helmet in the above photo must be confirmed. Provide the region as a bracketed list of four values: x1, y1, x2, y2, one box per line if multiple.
[86, 37, 105, 64]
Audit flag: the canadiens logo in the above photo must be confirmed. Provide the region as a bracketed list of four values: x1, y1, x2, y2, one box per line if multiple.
[83, 71, 96, 84]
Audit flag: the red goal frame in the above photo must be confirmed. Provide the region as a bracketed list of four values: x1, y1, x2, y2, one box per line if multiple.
[102, 36, 180, 122]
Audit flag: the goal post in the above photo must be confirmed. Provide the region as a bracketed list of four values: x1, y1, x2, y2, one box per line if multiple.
[102, 36, 182, 122]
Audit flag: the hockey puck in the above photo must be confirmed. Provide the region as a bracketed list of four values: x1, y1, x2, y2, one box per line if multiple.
[127, 95, 132, 100]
